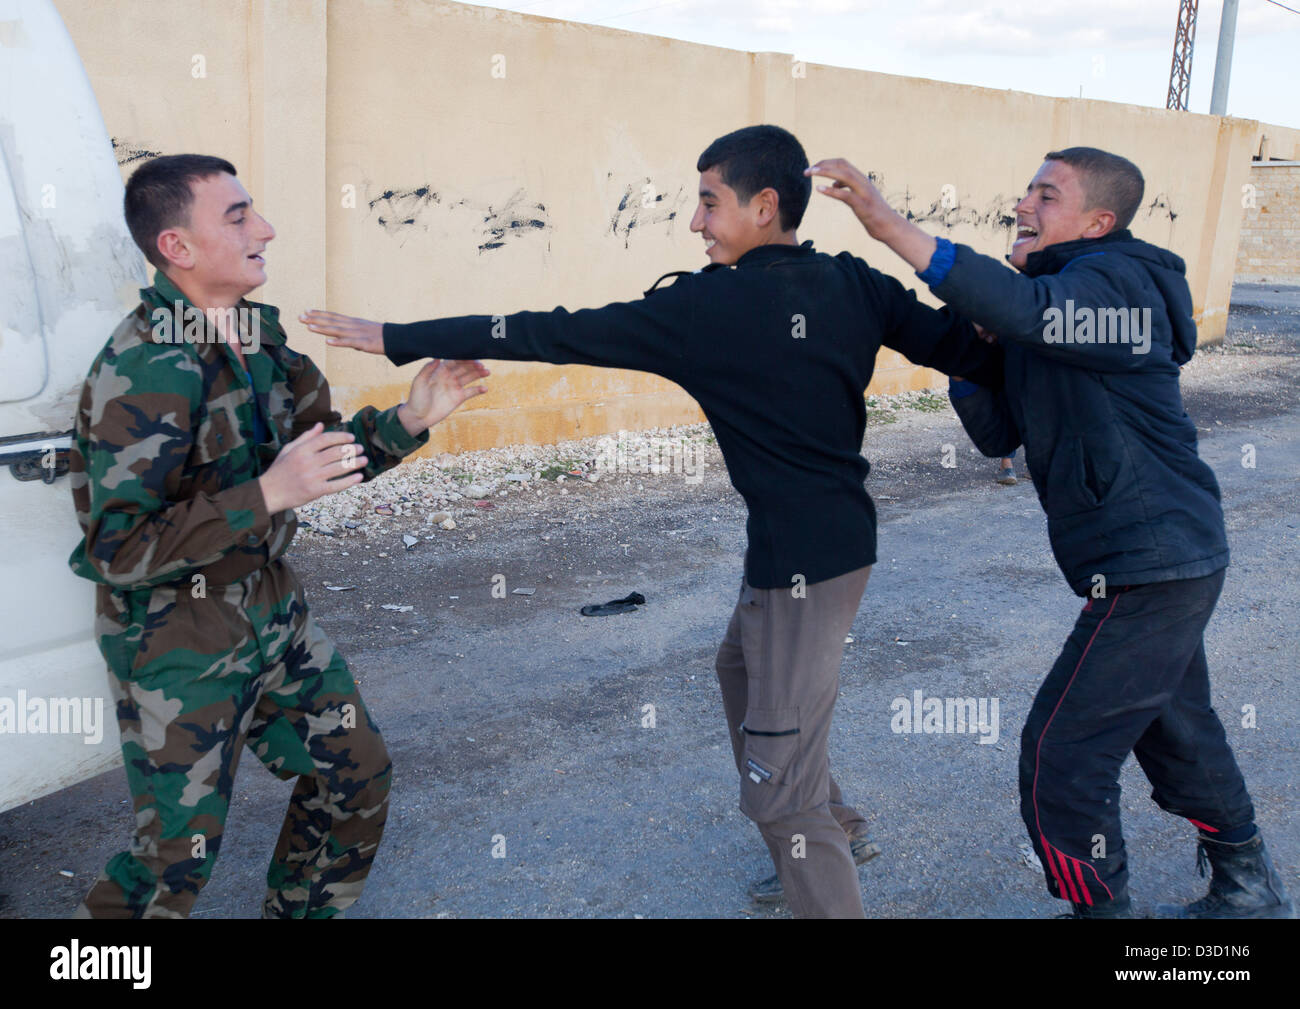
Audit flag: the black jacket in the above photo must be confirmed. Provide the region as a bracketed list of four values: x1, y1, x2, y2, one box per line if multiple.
[936, 230, 1229, 595]
[385, 240, 999, 588]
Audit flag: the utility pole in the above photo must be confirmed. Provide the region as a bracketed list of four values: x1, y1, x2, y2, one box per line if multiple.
[1210, 0, 1239, 115]
[1167, 0, 1199, 110]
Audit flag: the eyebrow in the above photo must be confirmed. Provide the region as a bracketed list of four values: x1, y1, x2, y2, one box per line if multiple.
[224, 199, 251, 216]
[699, 188, 717, 200]
[1028, 182, 1062, 196]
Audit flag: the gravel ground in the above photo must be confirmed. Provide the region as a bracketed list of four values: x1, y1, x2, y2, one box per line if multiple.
[1, 282, 1296, 919]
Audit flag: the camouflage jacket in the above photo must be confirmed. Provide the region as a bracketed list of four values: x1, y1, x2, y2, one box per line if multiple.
[68, 270, 426, 624]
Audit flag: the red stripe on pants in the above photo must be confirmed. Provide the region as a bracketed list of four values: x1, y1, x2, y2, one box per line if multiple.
[1032, 594, 1121, 904]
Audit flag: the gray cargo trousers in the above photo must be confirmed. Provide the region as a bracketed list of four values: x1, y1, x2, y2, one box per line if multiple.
[715, 564, 873, 918]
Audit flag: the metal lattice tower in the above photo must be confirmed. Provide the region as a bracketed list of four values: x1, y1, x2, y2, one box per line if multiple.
[1167, 0, 1199, 110]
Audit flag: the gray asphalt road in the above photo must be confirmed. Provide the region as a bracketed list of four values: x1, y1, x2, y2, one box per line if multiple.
[2, 283, 1296, 919]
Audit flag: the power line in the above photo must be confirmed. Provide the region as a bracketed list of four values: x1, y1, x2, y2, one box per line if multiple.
[1263, 0, 1300, 15]
[592, 0, 690, 24]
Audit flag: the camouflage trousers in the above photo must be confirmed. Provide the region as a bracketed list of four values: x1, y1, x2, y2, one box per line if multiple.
[77, 560, 391, 918]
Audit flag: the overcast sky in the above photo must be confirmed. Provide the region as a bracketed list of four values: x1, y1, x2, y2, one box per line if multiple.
[475, 0, 1299, 130]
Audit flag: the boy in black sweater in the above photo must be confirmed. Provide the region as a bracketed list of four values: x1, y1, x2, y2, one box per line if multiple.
[303, 125, 998, 918]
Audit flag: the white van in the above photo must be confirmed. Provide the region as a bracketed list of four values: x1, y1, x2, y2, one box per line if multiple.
[0, 0, 147, 812]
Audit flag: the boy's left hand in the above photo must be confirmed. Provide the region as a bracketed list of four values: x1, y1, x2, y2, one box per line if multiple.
[397, 359, 491, 435]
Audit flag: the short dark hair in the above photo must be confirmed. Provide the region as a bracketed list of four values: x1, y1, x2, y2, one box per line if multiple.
[696, 125, 811, 232]
[1044, 147, 1144, 231]
[124, 154, 237, 269]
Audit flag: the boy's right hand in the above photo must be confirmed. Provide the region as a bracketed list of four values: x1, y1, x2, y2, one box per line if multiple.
[257, 423, 368, 513]
[805, 158, 896, 239]
[807, 157, 938, 274]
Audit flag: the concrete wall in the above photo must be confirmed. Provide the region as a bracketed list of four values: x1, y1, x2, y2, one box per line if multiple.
[1255, 125, 1300, 161]
[55, 0, 1268, 454]
[1236, 163, 1300, 284]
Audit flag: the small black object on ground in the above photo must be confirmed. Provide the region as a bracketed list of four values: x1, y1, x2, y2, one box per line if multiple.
[580, 592, 646, 616]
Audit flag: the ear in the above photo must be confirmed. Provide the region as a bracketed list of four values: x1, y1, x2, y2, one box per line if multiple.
[155, 228, 194, 270]
[1083, 208, 1118, 239]
[753, 186, 782, 229]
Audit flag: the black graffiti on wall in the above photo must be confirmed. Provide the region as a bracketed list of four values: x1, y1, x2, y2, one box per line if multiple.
[368, 183, 550, 252]
[478, 189, 549, 251]
[369, 185, 440, 235]
[608, 177, 687, 249]
[1143, 194, 1177, 222]
[868, 173, 1178, 234]
[111, 139, 161, 165]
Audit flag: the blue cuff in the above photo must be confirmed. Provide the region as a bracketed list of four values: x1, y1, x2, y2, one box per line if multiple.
[948, 377, 981, 400]
[917, 237, 956, 287]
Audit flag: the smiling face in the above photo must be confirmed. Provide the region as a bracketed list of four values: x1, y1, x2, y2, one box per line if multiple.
[689, 168, 776, 265]
[158, 172, 275, 305]
[1009, 159, 1115, 271]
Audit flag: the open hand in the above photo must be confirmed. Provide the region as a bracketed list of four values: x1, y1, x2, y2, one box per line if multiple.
[805, 158, 895, 238]
[299, 310, 384, 354]
[806, 157, 938, 273]
[397, 359, 491, 435]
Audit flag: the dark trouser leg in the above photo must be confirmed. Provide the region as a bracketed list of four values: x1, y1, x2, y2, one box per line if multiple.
[1019, 569, 1251, 909]
[1132, 637, 1254, 834]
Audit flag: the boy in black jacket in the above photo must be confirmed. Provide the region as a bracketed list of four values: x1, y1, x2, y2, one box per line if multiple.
[808, 149, 1293, 919]
[303, 125, 999, 918]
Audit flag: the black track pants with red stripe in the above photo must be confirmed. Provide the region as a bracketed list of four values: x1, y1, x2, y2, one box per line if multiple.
[1018, 568, 1255, 908]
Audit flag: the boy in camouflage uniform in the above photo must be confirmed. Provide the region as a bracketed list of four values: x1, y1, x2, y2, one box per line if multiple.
[68, 155, 489, 918]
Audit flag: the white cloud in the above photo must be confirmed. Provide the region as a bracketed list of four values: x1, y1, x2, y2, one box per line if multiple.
[893, 1, 1174, 54]
[477, 0, 1300, 125]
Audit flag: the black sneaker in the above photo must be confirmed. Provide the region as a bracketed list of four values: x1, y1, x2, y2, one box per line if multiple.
[1155, 831, 1295, 919]
[749, 835, 882, 904]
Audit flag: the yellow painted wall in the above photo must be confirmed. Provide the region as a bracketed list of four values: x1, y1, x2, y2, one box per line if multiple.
[56, 0, 1272, 454]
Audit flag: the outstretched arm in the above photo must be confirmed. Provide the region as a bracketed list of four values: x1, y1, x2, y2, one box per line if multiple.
[300, 276, 697, 381]
[845, 254, 1001, 386]
[806, 158, 1172, 373]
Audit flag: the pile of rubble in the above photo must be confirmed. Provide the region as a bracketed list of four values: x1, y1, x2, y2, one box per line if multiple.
[297, 422, 718, 539]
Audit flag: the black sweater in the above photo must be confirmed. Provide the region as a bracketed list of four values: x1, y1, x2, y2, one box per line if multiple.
[385, 240, 998, 588]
